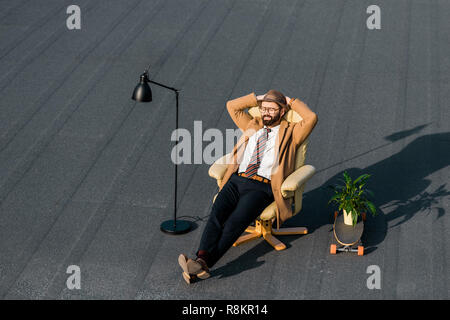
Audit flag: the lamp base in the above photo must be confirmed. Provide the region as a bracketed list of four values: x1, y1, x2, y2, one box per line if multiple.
[160, 219, 192, 235]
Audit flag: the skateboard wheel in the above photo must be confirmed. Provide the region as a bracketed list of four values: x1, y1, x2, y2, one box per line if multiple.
[330, 244, 337, 255]
[357, 246, 364, 256]
[361, 212, 367, 221]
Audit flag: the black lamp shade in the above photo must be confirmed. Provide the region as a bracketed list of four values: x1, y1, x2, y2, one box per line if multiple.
[132, 73, 152, 102]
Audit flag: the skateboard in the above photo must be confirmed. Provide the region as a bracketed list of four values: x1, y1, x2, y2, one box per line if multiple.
[330, 211, 366, 256]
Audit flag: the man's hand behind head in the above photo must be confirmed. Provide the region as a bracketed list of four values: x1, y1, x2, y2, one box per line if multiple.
[285, 96, 292, 107]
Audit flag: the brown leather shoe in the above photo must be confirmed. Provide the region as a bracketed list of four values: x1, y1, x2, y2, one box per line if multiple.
[178, 254, 210, 284]
[195, 257, 210, 273]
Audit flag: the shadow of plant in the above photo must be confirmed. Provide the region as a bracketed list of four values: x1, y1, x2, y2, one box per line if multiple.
[293, 131, 450, 253]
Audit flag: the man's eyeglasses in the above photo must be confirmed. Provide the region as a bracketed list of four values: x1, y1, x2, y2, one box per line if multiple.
[258, 106, 280, 114]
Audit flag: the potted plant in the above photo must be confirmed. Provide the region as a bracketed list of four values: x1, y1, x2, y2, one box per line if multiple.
[328, 171, 377, 226]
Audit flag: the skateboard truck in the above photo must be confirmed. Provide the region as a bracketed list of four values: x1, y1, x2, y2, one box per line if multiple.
[330, 243, 364, 255]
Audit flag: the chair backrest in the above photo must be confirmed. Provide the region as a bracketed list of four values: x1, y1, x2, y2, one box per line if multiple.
[249, 107, 308, 214]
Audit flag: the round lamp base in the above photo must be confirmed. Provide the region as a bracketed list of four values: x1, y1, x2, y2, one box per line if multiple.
[160, 220, 192, 235]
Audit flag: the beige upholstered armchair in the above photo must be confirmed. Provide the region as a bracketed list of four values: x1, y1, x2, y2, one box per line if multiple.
[208, 106, 316, 251]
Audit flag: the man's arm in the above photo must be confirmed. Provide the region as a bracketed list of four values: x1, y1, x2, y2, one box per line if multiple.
[288, 98, 318, 146]
[226, 92, 259, 131]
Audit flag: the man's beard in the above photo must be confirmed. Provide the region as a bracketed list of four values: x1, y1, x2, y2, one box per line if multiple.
[262, 112, 281, 126]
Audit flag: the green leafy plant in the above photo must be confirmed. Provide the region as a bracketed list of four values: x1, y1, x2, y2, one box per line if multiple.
[328, 171, 377, 226]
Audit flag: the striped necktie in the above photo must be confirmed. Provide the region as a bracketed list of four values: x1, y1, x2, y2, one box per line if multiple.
[244, 127, 271, 177]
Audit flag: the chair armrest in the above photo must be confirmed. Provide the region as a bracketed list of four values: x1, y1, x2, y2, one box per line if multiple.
[208, 153, 231, 181]
[281, 165, 316, 198]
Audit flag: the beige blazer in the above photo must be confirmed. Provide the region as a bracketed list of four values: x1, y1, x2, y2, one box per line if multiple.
[220, 92, 318, 228]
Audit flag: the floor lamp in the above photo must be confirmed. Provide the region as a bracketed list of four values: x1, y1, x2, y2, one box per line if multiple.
[132, 70, 192, 235]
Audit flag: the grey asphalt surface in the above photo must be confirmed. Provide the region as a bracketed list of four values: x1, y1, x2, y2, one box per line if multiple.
[0, 0, 449, 300]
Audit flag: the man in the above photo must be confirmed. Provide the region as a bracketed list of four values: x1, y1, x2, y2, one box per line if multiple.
[178, 90, 318, 284]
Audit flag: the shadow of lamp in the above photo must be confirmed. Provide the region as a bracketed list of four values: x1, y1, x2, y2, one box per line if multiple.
[132, 70, 192, 235]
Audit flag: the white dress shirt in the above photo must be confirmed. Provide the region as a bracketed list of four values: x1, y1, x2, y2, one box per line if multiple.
[238, 124, 280, 180]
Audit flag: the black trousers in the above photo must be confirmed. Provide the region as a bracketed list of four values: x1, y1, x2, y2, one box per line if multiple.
[197, 173, 274, 268]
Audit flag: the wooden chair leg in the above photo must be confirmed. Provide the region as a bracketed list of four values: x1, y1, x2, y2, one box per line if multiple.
[233, 232, 261, 247]
[263, 233, 286, 251]
[272, 227, 308, 236]
[245, 226, 256, 233]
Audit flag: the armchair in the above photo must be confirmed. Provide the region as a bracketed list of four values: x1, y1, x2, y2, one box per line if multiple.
[208, 106, 316, 251]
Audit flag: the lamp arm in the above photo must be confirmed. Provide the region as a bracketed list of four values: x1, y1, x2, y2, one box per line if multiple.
[148, 79, 179, 93]
[141, 70, 179, 93]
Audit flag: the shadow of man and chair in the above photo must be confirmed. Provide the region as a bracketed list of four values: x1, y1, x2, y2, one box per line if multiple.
[213, 125, 450, 279]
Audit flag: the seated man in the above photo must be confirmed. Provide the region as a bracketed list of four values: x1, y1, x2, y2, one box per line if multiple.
[178, 90, 318, 284]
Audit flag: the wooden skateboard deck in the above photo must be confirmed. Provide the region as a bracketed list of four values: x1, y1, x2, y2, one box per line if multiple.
[330, 211, 365, 256]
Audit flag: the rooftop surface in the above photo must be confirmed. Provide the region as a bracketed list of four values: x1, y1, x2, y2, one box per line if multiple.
[0, 0, 449, 299]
